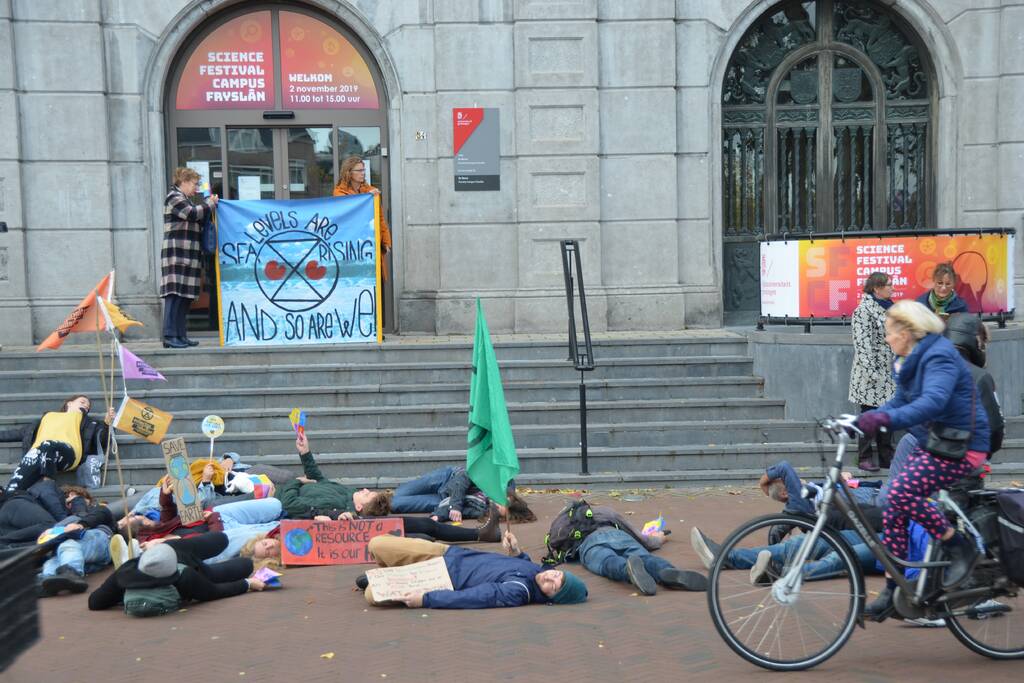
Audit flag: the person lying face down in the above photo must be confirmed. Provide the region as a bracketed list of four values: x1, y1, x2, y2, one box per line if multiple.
[359, 530, 588, 609]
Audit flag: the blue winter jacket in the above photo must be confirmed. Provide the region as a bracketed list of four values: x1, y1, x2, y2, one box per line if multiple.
[878, 333, 990, 452]
[915, 290, 968, 314]
[421, 546, 547, 609]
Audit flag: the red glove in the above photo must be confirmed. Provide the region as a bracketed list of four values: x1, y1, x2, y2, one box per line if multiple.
[856, 411, 891, 437]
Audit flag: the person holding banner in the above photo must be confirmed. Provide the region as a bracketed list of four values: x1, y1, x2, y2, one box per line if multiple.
[1, 395, 114, 493]
[848, 272, 896, 471]
[333, 156, 392, 278]
[915, 262, 967, 318]
[160, 167, 218, 349]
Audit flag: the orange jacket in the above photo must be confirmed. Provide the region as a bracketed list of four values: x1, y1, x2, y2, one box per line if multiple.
[333, 182, 392, 279]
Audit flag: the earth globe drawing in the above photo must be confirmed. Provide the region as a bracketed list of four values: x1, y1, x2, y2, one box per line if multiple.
[168, 456, 189, 479]
[285, 528, 314, 557]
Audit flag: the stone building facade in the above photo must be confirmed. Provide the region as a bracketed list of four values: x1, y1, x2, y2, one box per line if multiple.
[0, 0, 1021, 345]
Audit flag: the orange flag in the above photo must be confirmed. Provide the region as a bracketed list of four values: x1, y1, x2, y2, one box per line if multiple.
[36, 271, 114, 351]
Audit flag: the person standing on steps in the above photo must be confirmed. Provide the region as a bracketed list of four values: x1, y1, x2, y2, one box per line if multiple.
[161, 166, 218, 349]
[848, 271, 896, 472]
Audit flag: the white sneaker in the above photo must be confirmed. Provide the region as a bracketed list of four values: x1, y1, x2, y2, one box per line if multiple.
[130, 538, 141, 559]
[690, 527, 716, 570]
[749, 550, 773, 586]
[109, 535, 128, 569]
[906, 617, 946, 628]
[970, 599, 1010, 620]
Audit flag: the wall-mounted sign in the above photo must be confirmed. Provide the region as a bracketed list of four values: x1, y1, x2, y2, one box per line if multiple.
[279, 11, 379, 109]
[175, 11, 274, 110]
[453, 108, 499, 191]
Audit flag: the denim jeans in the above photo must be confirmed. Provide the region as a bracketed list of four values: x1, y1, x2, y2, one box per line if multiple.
[131, 482, 218, 515]
[392, 467, 456, 513]
[41, 528, 111, 577]
[727, 529, 878, 580]
[204, 498, 283, 564]
[578, 528, 674, 583]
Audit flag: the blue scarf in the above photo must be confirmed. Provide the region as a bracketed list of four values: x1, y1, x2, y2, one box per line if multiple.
[870, 294, 893, 310]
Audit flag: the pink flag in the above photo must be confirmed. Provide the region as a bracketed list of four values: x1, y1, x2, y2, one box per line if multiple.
[119, 345, 166, 381]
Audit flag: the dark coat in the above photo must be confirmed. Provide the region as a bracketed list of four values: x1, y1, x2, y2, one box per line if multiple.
[160, 186, 214, 299]
[275, 451, 354, 519]
[422, 546, 547, 609]
[879, 333, 990, 452]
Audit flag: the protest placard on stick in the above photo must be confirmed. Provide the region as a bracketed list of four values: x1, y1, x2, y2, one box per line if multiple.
[160, 437, 204, 525]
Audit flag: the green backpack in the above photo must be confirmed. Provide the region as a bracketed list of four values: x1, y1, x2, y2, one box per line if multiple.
[123, 564, 184, 617]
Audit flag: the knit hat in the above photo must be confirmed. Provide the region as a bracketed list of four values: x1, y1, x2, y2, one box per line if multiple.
[222, 452, 241, 465]
[137, 544, 178, 578]
[551, 570, 588, 605]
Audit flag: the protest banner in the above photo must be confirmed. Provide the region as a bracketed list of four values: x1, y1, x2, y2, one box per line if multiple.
[215, 193, 382, 346]
[113, 396, 174, 444]
[760, 231, 1016, 318]
[160, 437, 204, 525]
[279, 518, 404, 566]
[366, 556, 454, 603]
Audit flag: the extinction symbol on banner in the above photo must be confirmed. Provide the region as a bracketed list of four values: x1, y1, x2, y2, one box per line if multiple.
[160, 437, 204, 525]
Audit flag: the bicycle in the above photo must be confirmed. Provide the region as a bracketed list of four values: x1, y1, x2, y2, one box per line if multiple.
[706, 415, 1023, 671]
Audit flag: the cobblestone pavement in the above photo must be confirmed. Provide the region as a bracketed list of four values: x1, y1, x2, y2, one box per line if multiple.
[6, 487, 1020, 683]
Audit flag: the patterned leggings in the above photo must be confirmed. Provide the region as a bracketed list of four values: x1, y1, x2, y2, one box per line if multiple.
[882, 447, 974, 559]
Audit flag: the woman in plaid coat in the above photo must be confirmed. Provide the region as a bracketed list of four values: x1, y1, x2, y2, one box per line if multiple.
[848, 271, 896, 471]
[160, 167, 218, 348]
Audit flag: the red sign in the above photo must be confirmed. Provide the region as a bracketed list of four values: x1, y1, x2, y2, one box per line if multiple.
[175, 11, 275, 110]
[453, 108, 483, 156]
[280, 518, 404, 566]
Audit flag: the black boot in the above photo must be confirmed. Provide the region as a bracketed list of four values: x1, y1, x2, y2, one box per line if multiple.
[355, 573, 368, 591]
[163, 337, 188, 349]
[941, 532, 979, 589]
[625, 556, 657, 596]
[39, 566, 88, 598]
[864, 584, 896, 622]
[475, 503, 501, 543]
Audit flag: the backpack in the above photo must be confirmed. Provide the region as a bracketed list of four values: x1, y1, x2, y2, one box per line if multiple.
[123, 564, 185, 617]
[541, 499, 603, 566]
[995, 490, 1024, 586]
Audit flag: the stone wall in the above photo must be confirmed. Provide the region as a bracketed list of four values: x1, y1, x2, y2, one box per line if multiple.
[0, 0, 1021, 344]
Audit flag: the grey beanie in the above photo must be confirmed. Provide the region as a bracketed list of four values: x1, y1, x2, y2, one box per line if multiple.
[137, 543, 178, 578]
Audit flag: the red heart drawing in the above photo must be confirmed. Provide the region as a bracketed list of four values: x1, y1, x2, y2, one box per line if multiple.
[305, 260, 327, 280]
[264, 261, 287, 280]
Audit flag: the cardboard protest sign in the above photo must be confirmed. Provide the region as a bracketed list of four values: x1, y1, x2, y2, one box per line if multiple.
[366, 556, 453, 603]
[280, 518, 404, 566]
[114, 396, 174, 444]
[160, 438, 204, 525]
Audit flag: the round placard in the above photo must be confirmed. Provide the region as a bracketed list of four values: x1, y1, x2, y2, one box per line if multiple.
[202, 414, 225, 439]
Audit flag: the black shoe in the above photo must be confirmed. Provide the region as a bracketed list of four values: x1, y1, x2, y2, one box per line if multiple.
[162, 337, 188, 349]
[183, 338, 200, 347]
[355, 574, 368, 591]
[658, 567, 708, 592]
[690, 527, 730, 570]
[864, 585, 896, 622]
[476, 502, 501, 543]
[941, 532, 979, 589]
[39, 567, 88, 598]
[625, 556, 657, 596]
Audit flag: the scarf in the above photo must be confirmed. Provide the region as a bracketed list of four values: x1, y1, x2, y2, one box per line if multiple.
[870, 293, 893, 310]
[928, 289, 954, 314]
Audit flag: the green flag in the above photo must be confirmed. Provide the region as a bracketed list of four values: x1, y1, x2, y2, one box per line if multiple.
[466, 299, 519, 506]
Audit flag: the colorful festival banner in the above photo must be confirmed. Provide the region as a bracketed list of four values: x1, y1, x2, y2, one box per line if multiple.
[760, 232, 1016, 318]
[280, 518, 404, 566]
[216, 193, 381, 346]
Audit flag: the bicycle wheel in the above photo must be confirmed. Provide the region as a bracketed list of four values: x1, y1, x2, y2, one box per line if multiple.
[707, 514, 864, 671]
[943, 564, 1024, 659]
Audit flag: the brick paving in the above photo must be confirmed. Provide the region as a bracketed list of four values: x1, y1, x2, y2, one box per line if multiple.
[6, 487, 1021, 683]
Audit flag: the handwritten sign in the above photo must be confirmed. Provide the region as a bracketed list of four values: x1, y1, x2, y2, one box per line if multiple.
[279, 518, 404, 566]
[366, 556, 453, 603]
[160, 438, 204, 525]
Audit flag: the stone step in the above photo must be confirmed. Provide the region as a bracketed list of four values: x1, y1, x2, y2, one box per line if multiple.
[0, 418, 820, 462]
[0, 375, 765, 414]
[0, 336, 750, 371]
[0, 355, 756, 393]
[0, 398, 786, 433]
[25, 440, 1024, 490]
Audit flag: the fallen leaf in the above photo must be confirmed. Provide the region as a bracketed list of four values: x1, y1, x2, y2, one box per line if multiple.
[421, 613, 429, 618]
[320, 652, 335, 660]
[211, 635, 220, 640]
[136, 658, 142, 662]
[58, 636, 65, 641]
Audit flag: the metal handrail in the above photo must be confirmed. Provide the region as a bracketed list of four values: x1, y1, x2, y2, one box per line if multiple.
[560, 240, 594, 475]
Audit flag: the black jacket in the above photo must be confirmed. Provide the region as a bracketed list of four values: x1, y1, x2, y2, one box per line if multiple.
[0, 412, 110, 457]
[967, 365, 1004, 455]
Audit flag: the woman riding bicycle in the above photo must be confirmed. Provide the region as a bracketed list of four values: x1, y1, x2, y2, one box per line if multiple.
[856, 300, 990, 618]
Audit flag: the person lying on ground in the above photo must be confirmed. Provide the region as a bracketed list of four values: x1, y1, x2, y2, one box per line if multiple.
[118, 476, 225, 544]
[386, 465, 536, 524]
[1, 394, 115, 492]
[37, 485, 116, 597]
[88, 531, 265, 612]
[275, 432, 383, 519]
[358, 531, 588, 609]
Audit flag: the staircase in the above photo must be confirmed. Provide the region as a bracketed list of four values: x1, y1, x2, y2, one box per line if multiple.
[2, 333, 1021, 491]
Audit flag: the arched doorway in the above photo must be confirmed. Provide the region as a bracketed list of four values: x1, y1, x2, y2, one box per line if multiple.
[165, 5, 392, 332]
[720, 0, 936, 318]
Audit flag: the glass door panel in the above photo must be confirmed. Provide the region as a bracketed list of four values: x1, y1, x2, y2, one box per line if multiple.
[337, 126, 382, 188]
[286, 127, 334, 199]
[227, 127, 276, 200]
[176, 127, 223, 196]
